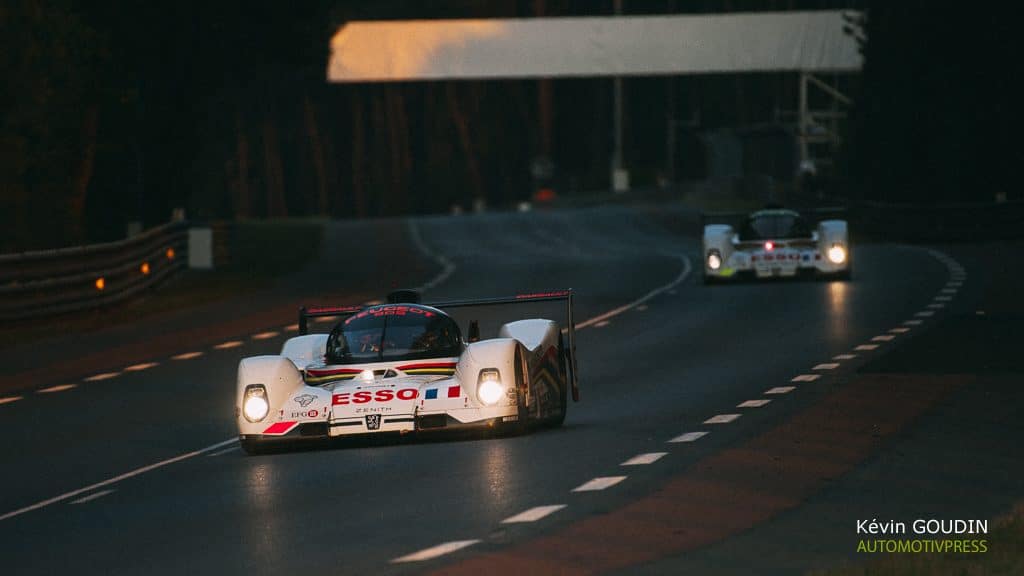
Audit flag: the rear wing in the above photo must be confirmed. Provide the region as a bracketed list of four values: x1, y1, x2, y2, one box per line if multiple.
[298, 290, 580, 402]
[701, 206, 848, 229]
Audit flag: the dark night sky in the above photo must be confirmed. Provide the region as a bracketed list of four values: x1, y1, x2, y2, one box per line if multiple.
[1, 1, 1018, 250]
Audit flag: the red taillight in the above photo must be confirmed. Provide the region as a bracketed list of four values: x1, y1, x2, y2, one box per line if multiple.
[764, 241, 774, 251]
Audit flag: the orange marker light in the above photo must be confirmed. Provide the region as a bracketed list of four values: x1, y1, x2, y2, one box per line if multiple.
[95, 277, 106, 291]
[166, 248, 175, 260]
[140, 262, 151, 275]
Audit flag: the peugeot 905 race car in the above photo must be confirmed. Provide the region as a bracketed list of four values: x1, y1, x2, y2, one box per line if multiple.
[702, 207, 851, 282]
[235, 290, 579, 454]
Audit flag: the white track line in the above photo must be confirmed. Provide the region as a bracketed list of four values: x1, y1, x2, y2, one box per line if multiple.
[37, 384, 77, 394]
[206, 446, 240, 457]
[927, 303, 945, 309]
[407, 220, 457, 292]
[791, 374, 820, 382]
[252, 331, 279, 340]
[622, 452, 667, 466]
[284, 323, 300, 332]
[0, 438, 237, 522]
[172, 351, 204, 360]
[904, 320, 923, 326]
[916, 311, 935, 317]
[392, 540, 480, 563]
[854, 344, 879, 351]
[124, 362, 159, 372]
[704, 414, 741, 424]
[668, 431, 708, 443]
[934, 296, 953, 302]
[738, 399, 771, 408]
[765, 386, 795, 395]
[213, 340, 243, 349]
[84, 372, 120, 382]
[872, 335, 895, 342]
[501, 505, 566, 524]
[594, 320, 611, 328]
[890, 327, 911, 334]
[576, 255, 692, 329]
[70, 489, 115, 505]
[834, 354, 857, 360]
[813, 363, 840, 370]
[0, 396, 24, 405]
[313, 316, 338, 324]
[573, 476, 627, 492]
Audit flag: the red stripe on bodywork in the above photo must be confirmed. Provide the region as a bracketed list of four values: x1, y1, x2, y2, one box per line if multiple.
[262, 421, 298, 435]
[447, 385, 461, 398]
[397, 362, 457, 371]
[306, 368, 362, 377]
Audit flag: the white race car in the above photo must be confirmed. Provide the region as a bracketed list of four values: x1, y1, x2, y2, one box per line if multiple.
[235, 290, 579, 454]
[702, 207, 851, 282]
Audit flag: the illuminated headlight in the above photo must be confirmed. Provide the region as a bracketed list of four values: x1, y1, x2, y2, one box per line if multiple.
[706, 250, 722, 271]
[243, 384, 269, 422]
[477, 368, 504, 405]
[827, 243, 847, 264]
[360, 369, 375, 382]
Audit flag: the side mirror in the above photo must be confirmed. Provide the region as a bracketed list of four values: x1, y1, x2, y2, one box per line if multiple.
[467, 320, 480, 343]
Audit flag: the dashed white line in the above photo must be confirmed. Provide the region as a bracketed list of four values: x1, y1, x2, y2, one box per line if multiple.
[501, 505, 566, 524]
[904, 320, 924, 326]
[927, 303, 945, 309]
[704, 414, 741, 424]
[635, 304, 649, 312]
[947, 282, 963, 287]
[792, 374, 821, 382]
[70, 489, 115, 505]
[872, 335, 895, 342]
[284, 324, 300, 332]
[594, 320, 611, 328]
[124, 362, 159, 372]
[37, 384, 77, 394]
[622, 452, 668, 466]
[889, 327, 911, 333]
[738, 399, 771, 408]
[813, 363, 840, 370]
[214, 340, 244, 349]
[934, 296, 953, 302]
[668, 431, 709, 443]
[252, 331, 279, 340]
[206, 446, 240, 457]
[573, 476, 628, 492]
[0, 437, 237, 522]
[915, 311, 935, 317]
[834, 354, 857, 360]
[172, 351, 204, 360]
[84, 372, 120, 382]
[941, 288, 957, 294]
[313, 316, 338, 324]
[0, 396, 24, 405]
[363, 299, 385, 306]
[407, 220, 457, 292]
[765, 386, 796, 395]
[854, 344, 879, 351]
[391, 540, 481, 563]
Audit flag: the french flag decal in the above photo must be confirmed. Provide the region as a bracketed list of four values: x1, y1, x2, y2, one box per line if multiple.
[424, 385, 461, 400]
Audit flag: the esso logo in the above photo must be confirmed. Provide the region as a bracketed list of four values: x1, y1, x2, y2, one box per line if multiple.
[333, 388, 419, 405]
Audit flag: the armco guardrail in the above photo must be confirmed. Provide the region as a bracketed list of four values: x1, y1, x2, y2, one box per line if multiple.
[0, 221, 189, 321]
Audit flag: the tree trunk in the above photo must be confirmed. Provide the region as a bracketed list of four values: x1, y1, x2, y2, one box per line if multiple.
[69, 104, 98, 241]
[234, 109, 251, 218]
[446, 83, 482, 205]
[303, 95, 328, 216]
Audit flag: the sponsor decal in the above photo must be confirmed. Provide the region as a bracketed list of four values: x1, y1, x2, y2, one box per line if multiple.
[293, 393, 316, 407]
[290, 409, 319, 418]
[346, 305, 435, 324]
[366, 414, 382, 430]
[447, 385, 461, 398]
[355, 407, 393, 414]
[332, 388, 419, 405]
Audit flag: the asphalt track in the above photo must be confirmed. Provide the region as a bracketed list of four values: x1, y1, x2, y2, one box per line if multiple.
[0, 205, 1018, 575]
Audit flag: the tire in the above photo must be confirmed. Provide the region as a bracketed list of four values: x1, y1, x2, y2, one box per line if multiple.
[549, 334, 568, 428]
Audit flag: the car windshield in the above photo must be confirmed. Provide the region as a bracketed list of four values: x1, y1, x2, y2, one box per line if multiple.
[325, 304, 461, 364]
[738, 212, 812, 241]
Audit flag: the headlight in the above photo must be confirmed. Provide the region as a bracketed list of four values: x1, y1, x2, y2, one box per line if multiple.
[827, 243, 847, 264]
[477, 368, 504, 405]
[243, 384, 269, 422]
[706, 250, 722, 271]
